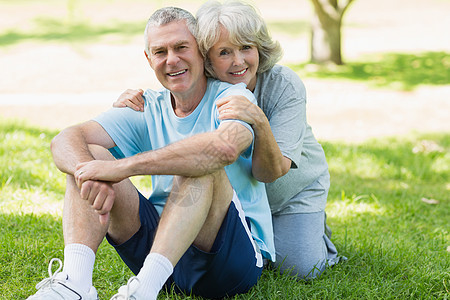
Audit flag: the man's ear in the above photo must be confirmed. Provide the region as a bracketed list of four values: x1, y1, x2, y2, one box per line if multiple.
[144, 50, 154, 69]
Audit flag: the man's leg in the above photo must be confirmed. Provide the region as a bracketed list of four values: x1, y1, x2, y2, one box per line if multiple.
[63, 144, 141, 289]
[153, 169, 233, 262]
[131, 169, 233, 299]
[28, 144, 141, 299]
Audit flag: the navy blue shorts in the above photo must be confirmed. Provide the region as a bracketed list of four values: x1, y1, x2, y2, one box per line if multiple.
[107, 191, 263, 298]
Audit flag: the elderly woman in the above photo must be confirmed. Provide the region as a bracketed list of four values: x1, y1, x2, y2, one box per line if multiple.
[115, 0, 343, 279]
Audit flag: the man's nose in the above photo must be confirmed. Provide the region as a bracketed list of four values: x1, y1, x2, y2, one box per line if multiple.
[167, 50, 180, 65]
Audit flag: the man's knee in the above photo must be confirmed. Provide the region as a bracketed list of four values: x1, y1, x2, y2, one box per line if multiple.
[170, 169, 230, 205]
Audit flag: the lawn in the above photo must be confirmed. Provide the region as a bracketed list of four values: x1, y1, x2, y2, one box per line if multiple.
[0, 120, 448, 299]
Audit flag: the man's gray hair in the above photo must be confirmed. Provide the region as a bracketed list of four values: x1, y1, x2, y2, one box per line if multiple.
[144, 7, 197, 55]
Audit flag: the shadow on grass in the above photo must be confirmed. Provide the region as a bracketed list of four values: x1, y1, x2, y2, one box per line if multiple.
[291, 51, 450, 90]
[0, 17, 146, 46]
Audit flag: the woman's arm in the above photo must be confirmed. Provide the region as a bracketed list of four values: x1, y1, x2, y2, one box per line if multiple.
[217, 96, 290, 183]
[113, 89, 145, 111]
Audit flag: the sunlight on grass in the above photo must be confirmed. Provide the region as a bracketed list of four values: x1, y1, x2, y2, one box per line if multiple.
[327, 194, 386, 221]
[0, 186, 63, 216]
[291, 51, 450, 91]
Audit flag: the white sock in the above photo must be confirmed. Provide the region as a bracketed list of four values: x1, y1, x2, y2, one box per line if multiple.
[134, 253, 174, 299]
[62, 243, 95, 293]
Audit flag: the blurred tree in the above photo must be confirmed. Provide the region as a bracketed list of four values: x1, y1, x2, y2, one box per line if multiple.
[309, 0, 355, 65]
[67, 0, 80, 24]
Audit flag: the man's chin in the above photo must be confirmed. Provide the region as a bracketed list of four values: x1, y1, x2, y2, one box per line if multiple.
[167, 84, 191, 95]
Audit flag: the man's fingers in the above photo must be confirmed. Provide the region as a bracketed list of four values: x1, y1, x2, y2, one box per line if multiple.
[79, 181, 91, 200]
[92, 183, 115, 213]
[98, 212, 110, 225]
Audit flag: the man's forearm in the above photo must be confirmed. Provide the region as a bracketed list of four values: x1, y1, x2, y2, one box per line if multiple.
[129, 133, 235, 177]
[75, 121, 253, 183]
[126, 122, 252, 178]
[51, 126, 95, 175]
[51, 121, 115, 175]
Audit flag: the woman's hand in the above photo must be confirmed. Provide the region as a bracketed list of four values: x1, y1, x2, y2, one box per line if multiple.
[113, 89, 145, 112]
[216, 95, 264, 126]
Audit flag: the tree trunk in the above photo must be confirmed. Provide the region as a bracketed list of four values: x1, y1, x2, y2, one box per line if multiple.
[310, 12, 342, 65]
[309, 0, 354, 65]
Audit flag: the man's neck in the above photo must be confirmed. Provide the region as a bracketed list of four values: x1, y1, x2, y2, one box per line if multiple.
[171, 78, 208, 118]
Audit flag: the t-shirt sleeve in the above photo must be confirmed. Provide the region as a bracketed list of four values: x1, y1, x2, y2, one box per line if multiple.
[93, 107, 151, 157]
[267, 74, 307, 169]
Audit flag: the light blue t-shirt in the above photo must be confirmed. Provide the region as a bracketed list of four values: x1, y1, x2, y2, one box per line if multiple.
[94, 78, 275, 261]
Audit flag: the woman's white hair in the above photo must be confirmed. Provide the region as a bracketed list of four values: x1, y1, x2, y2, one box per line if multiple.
[196, 0, 283, 78]
[144, 7, 197, 55]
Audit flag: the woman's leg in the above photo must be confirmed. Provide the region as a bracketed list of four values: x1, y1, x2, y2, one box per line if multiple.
[272, 211, 339, 279]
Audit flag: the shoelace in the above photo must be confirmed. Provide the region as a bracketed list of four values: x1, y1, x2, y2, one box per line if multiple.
[110, 277, 140, 300]
[35, 258, 64, 290]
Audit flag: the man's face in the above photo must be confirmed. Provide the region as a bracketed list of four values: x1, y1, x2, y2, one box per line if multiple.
[145, 21, 205, 96]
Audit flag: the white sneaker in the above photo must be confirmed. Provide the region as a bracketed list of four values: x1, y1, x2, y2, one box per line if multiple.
[27, 258, 98, 300]
[110, 277, 140, 300]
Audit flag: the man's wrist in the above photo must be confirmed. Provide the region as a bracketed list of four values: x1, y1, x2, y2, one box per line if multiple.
[124, 151, 154, 177]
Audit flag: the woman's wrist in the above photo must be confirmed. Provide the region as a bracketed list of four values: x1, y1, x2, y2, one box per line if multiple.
[251, 107, 269, 132]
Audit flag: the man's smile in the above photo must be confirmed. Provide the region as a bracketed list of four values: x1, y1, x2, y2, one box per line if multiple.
[168, 69, 188, 77]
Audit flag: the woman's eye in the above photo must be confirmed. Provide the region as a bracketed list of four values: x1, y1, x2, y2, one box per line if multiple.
[242, 45, 252, 50]
[219, 50, 229, 56]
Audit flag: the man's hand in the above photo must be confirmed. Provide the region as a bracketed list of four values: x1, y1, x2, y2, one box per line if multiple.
[77, 179, 115, 225]
[75, 160, 130, 184]
[74, 160, 126, 225]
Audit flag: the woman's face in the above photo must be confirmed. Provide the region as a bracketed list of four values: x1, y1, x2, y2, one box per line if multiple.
[208, 27, 259, 91]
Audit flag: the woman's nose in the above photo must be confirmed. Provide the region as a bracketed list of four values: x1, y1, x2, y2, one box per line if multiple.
[233, 52, 245, 66]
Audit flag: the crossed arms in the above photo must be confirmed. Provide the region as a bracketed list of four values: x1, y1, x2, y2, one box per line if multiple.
[51, 117, 253, 219]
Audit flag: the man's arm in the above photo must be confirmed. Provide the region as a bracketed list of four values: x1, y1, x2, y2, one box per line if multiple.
[75, 121, 253, 183]
[51, 120, 117, 224]
[51, 120, 116, 175]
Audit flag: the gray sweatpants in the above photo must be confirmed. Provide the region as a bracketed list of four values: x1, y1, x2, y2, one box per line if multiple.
[271, 211, 342, 279]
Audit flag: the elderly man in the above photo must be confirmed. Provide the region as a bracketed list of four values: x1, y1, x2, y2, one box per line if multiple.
[27, 7, 274, 300]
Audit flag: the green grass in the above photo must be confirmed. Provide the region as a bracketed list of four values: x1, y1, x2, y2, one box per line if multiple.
[0, 17, 146, 47]
[291, 51, 450, 91]
[1, 119, 449, 299]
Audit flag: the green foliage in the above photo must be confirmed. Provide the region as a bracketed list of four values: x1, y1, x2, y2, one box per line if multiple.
[292, 51, 450, 90]
[1, 120, 449, 299]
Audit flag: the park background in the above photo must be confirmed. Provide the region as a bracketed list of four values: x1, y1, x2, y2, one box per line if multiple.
[0, 0, 449, 299]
